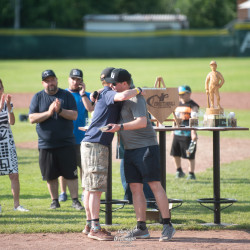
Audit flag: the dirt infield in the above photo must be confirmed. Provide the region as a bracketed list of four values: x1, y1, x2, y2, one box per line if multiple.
[10, 92, 250, 110]
[0, 230, 250, 249]
[5, 92, 250, 249]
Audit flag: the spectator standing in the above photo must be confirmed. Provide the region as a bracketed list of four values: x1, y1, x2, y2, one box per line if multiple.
[59, 69, 94, 203]
[29, 70, 83, 210]
[0, 79, 29, 212]
[170, 85, 199, 180]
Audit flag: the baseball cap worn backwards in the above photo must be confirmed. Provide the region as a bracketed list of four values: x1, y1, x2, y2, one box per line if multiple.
[178, 85, 191, 95]
[100, 67, 115, 81]
[70, 69, 83, 79]
[42, 70, 56, 81]
[105, 68, 131, 84]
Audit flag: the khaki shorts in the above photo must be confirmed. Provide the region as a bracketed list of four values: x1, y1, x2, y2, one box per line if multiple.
[81, 142, 109, 192]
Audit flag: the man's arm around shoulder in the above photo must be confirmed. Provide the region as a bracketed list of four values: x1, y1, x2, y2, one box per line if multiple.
[113, 88, 144, 102]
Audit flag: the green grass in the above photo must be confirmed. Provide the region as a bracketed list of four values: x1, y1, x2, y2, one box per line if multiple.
[1, 58, 250, 93]
[0, 58, 249, 233]
[0, 148, 249, 233]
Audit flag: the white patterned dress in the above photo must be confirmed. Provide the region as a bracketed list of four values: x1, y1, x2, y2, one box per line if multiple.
[0, 103, 18, 175]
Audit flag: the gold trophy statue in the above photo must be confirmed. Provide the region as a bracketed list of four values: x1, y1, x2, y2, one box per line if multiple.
[205, 60, 225, 113]
[204, 61, 226, 127]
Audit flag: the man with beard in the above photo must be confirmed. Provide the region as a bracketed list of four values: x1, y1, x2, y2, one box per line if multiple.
[58, 69, 93, 206]
[29, 70, 82, 210]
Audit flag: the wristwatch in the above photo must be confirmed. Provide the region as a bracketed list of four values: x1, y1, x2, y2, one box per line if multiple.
[8, 107, 13, 113]
[58, 107, 63, 114]
[120, 124, 124, 131]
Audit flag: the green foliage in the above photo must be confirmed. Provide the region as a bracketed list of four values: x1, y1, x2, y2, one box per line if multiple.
[0, 0, 236, 29]
[1, 58, 250, 93]
[0, 148, 249, 233]
[176, 0, 237, 28]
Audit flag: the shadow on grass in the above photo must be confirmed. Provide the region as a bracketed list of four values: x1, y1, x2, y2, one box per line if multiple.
[0, 194, 51, 199]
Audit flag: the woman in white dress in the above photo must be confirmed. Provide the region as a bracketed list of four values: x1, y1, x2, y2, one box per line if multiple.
[0, 79, 28, 213]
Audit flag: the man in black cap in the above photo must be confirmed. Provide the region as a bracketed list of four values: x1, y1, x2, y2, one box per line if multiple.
[81, 67, 143, 241]
[58, 69, 94, 204]
[29, 69, 83, 210]
[105, 68, 176, 242]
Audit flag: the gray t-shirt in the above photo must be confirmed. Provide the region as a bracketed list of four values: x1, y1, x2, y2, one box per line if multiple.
[119, 95, 158, 150]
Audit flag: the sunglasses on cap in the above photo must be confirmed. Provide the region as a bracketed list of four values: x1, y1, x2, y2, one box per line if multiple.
[112, 82, 119, 86]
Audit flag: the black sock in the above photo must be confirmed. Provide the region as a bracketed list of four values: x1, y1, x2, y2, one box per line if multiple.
[137, 221, 146, 230]
[72, 198, 78, 202]
[189, 172, 194, 175]
[162, 218, 171, 225]
[177, 167, 183, 172]
[53, 199, 59, 202]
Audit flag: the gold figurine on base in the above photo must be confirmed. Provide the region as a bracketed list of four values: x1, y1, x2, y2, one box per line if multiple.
[205, 60, 225, 115]
[204, 61, 226, 127]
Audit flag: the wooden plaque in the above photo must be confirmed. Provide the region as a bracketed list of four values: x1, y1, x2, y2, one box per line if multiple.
[143, 88, 179, 124]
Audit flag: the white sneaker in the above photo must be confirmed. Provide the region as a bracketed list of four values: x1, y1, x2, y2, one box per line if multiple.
[14, 205, 29, 212]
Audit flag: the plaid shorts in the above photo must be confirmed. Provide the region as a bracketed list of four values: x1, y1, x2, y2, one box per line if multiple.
[81, 142, 109, 192]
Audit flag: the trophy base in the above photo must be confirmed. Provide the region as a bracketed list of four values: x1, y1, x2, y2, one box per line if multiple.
[204, 108, 226, 127]
[206, 108, 224, 115]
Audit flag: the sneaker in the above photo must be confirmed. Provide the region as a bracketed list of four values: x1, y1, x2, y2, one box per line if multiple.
[50, 200, 60, 209]
[125, 226, 150, 239]
[82, 224, 91, 235]
[175, 171, 185, 178]
[59, 192, 67, 202]
[187, 173, 196, 180]
[88, 228, 114, 241]
[159, 224, 176, 242]
[72, 200, 84, 210]
[14, 205, 29, 212]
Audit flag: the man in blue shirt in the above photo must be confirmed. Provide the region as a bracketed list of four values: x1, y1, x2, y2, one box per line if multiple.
[81, 68, 143, 241]
[59, 69, 94, 204]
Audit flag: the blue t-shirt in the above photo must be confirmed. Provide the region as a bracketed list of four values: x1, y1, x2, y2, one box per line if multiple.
[83, 86, 121, 146]
[29, 88, 77, 149]
[66, 89, 91, 144]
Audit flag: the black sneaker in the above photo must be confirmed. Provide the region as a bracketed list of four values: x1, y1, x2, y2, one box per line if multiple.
[175, 171, 185, 178]
[72, 199, 84, 210]
[50, 200, 60, 209]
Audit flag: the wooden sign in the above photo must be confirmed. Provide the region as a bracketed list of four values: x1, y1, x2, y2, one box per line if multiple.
[143, 77, 179, 124]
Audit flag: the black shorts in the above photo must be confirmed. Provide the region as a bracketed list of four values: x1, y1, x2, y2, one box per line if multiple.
[75, 144, 81, 168]
[39, 146, 78, 181]
[170, 135, 196, 159]
[124, 145, 161, 183]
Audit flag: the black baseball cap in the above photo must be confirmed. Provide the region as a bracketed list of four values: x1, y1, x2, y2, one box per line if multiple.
[70, 69, 83, 79]
[100, 67, 115, 81]
[42, 70, 56, 81]
[104, 68, 131, 84]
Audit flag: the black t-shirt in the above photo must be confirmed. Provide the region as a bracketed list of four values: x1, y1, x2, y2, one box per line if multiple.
[29, 88, 77, 149]
[174, 99, 199, 136]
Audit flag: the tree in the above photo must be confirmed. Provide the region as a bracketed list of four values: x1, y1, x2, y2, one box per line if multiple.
[0, 0, 237, 29]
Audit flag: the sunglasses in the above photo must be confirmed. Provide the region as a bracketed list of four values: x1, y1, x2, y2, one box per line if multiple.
[112, 82, 121, 86]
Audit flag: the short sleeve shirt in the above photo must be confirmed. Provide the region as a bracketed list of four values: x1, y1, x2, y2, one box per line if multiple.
[174, 99, 199, 137]
[119, 95, 158, 150]
[83, 86, 121, 146]
[66, 89, 91, 144]
[29, 88, 77, 149]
